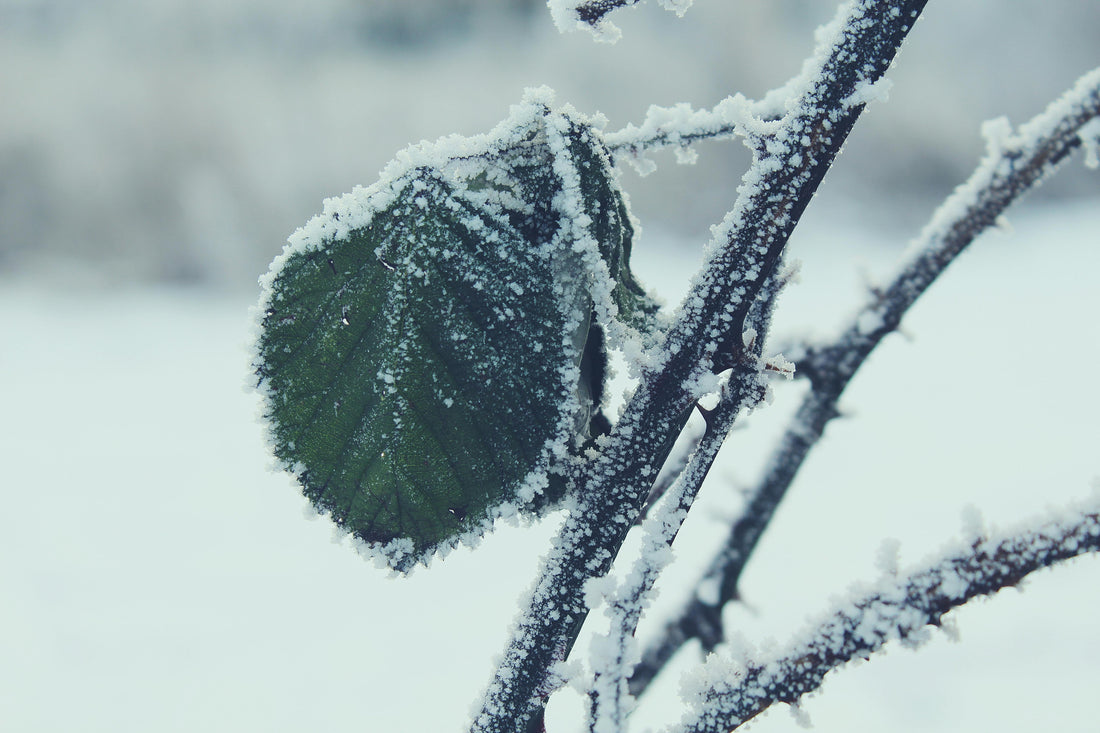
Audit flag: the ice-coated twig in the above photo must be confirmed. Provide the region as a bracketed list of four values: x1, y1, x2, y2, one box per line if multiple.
[629, 65, 1100, 699]
[603, 92, 813, 175]
[634, 267, 789, 529]
[604, 97, 754, 174]
[550, 0, 693, 41]
[673, 498, 1100, 733]
[635, 425, 703, 526]
[470, 4, 927, 732]
[587, 376, 757, 733]
[588, 309, 790, 732]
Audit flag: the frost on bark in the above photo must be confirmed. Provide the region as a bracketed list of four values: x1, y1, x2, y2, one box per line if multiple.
[251, 1, 1100, 732]
[675, 501, 1100, 733]
[629, 65, 1100, 699]
[470, 2, 932, 731]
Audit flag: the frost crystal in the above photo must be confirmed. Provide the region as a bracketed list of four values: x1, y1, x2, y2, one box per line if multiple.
[253, 90, 659, 573]
[1078, 117, 1100, 169]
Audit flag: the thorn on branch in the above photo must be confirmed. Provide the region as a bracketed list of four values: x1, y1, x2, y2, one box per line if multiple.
[678, 500, 1100, 733]
[762, 354, 795, 379]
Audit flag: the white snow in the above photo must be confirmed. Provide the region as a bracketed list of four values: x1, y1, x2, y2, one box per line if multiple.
[1078, 117, 1100, 169]
[843, 76, 894, 108]
[674, 492, 1100, 731]
[2, 200, 1099, 732]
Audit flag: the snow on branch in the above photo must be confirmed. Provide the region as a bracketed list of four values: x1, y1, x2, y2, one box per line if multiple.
[549, 0, 692, 41]
[800, 68, 1100, 389]
[470, 4, 926, 731]
[661, 0, 928, 378]
[674, 498, 1100, 733]
[587, 313, 792, 731]
[604, 96, 759, 175]
[628, 64, 1100, 700]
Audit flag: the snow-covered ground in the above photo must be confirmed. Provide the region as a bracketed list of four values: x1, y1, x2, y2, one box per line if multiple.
[2, 198, 1097, 732]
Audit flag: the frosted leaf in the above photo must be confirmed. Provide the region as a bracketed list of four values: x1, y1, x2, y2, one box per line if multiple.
[253, 95, 657, 572]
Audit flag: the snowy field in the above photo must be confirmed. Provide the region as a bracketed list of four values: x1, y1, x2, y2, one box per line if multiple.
[2, 199, 1098, 732]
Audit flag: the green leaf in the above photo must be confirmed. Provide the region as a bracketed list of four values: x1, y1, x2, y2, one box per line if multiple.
[254, 95, 656, 571]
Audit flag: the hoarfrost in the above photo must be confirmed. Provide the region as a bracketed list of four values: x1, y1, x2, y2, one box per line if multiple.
[843, 76, 894, 109]
[788, 702, 813, 729]
[658, 0, 694, 16]
[675, 493, 1100, 731]
[254, 85, 662, 573]
[874, 537, 901, 576]
[856, 308, 885, 336]
[1079, 117, 1100, 169]
[549, 0, 695, 42]
[959, 503, 986, 542]
[695, 572, 721, 606]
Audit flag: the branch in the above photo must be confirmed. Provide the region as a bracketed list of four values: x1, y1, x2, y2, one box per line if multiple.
[602, 88, 803, 172]
[603, 97, 751, 174]
[629, 65, 1100, 698]
[588, 316, 791, 731]
[550, 1, 692, 40]
[573, 0, 642, 25]
[587, 378, 754, 733]
[634, 266, 793, 528]
[674, 498, 1100, 733]
[470, 3, 928, 731]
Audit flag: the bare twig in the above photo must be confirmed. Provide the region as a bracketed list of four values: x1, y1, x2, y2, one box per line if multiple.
[675, 499, 1100, 732]
[630, 66, 1100, 699]
[469, 4, 928, 731]
[589, 312, 790, 730]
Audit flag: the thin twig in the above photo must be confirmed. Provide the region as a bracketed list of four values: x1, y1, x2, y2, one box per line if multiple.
[675, 499, 1100, 732]
[629, 66, 1100, 699]
[589, 298, 789, 731]
[469, 4, 928, 731]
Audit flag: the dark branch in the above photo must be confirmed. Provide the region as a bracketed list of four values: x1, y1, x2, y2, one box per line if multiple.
[630, 65, 1100, 699]
[573, 0, 643, 27]
[589, 330, 781, 730]
[470, 3, 928, 731]
[677, 503, 1100, 732]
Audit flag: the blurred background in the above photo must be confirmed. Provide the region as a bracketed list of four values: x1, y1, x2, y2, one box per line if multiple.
[2, 0, 1098, 288]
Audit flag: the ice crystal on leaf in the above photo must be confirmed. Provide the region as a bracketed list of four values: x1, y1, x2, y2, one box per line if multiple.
[253, 90, 658, 573]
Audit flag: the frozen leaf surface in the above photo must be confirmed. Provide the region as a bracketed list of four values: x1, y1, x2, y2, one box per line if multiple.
[254, 92, 656, 572]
